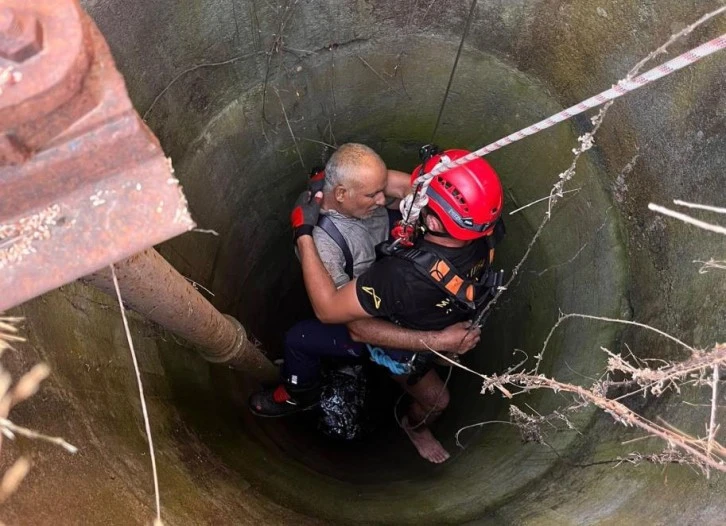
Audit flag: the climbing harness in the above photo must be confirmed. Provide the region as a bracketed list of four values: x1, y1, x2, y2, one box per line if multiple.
[379, 145, 506, 317]
[389, 244, 503, 314]
[396, 32, 726, 243]
[377, 148, 506, 331]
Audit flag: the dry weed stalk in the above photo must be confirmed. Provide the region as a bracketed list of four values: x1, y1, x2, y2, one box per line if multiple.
[602, 346, 721, 396]
[651, 201, 726, 275]
[0, 316, 77, 505]
[649, 203, 726, 235]
[615, 446, 709, 473]
[694, 258, 726, 273]
[507, 405, 579, 444]
[0, 318, 23, 355]
[463, 193, 726, 475]
[645, 196, 726, 477]
[427, 337, 726, 476]
[483, 347, 726, 475]
[537, 312, 697, 373]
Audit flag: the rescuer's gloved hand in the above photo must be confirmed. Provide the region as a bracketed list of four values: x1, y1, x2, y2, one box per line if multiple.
[290, 190, 322, 241]
[308, 166, 326, 195]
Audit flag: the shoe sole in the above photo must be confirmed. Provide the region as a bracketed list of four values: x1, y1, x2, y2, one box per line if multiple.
[248, 402, 319, 418]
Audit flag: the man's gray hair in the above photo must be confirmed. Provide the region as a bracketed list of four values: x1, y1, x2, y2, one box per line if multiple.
[324, 143, 384, 193]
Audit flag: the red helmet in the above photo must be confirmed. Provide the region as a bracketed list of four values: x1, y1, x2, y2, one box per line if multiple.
[411, 149, 504, 240]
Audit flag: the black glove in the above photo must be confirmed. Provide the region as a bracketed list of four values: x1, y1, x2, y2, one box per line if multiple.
[290, 190, 322, 241]
[308, 166, 325, 195]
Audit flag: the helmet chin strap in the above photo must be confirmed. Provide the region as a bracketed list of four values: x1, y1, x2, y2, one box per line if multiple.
[426, 230, 451, 238]
[419, 209, 452, 239]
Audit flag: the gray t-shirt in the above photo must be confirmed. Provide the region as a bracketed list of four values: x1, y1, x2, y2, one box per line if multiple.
[313, 207, 389, 288]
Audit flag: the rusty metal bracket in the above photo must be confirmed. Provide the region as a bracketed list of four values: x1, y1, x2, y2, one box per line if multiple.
[0, 0, 194, 311]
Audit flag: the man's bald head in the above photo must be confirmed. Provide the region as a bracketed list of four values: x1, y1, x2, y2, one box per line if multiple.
[324, 143, 386, 193]
[323, 143, 388, 219]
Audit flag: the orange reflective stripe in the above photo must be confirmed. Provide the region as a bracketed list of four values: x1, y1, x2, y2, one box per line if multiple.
[430, 260, 450, 281]
[446, 275, 464, 295]
[465, 284, 474, 302]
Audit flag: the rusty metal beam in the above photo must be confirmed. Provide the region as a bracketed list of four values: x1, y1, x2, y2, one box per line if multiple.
[0, 1, 277, 382]
[0, 0, 194, 311]
[83, 249, 278, 382]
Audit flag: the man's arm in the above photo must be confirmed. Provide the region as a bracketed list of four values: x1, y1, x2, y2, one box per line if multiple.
[347, 318, 480, 354]
[297, 235, 369, 324]
[385, 170, 412, 201]
[299, 233, 480, 354]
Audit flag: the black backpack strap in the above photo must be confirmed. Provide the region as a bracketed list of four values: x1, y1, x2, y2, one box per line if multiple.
[317, 215, 354, 280]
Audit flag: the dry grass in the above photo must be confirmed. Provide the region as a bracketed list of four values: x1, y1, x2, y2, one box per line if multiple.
[441, 196, 726, 474]
[0, 316, 77, 505]
[431, 339, 726, 477]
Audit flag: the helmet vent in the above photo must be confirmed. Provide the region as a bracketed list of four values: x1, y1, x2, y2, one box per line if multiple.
[436, 176, 470, 214]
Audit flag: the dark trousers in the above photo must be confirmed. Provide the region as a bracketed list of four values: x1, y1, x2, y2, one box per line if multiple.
[282, 319, 366, 387]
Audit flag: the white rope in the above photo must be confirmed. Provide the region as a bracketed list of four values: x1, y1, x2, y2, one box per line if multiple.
[400, 32, 726, 226]
[111, 266, 163, 525]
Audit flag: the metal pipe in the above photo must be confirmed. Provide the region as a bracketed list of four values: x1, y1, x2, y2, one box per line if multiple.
[83, 248, 278, 382]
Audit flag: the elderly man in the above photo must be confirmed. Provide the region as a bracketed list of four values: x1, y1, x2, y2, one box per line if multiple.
[250, 144, 484, 463]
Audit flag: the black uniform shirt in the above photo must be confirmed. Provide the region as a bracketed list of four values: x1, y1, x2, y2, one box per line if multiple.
[355, 220, 504, 331]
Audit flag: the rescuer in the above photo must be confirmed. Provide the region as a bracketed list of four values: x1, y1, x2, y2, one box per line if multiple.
[251, 145, 504, 463]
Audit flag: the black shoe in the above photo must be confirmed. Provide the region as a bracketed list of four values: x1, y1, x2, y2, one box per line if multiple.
[248, 384, 320, 418]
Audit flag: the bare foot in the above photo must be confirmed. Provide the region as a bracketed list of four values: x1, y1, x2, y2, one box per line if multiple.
[401, 416, 450, 464]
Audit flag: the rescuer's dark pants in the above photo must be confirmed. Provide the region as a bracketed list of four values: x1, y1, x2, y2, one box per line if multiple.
[282, 318, 430, 387]
[282, 319, 366, 387]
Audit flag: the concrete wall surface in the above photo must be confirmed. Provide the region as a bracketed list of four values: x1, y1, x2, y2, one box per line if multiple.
[4, 0, 726, 524]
